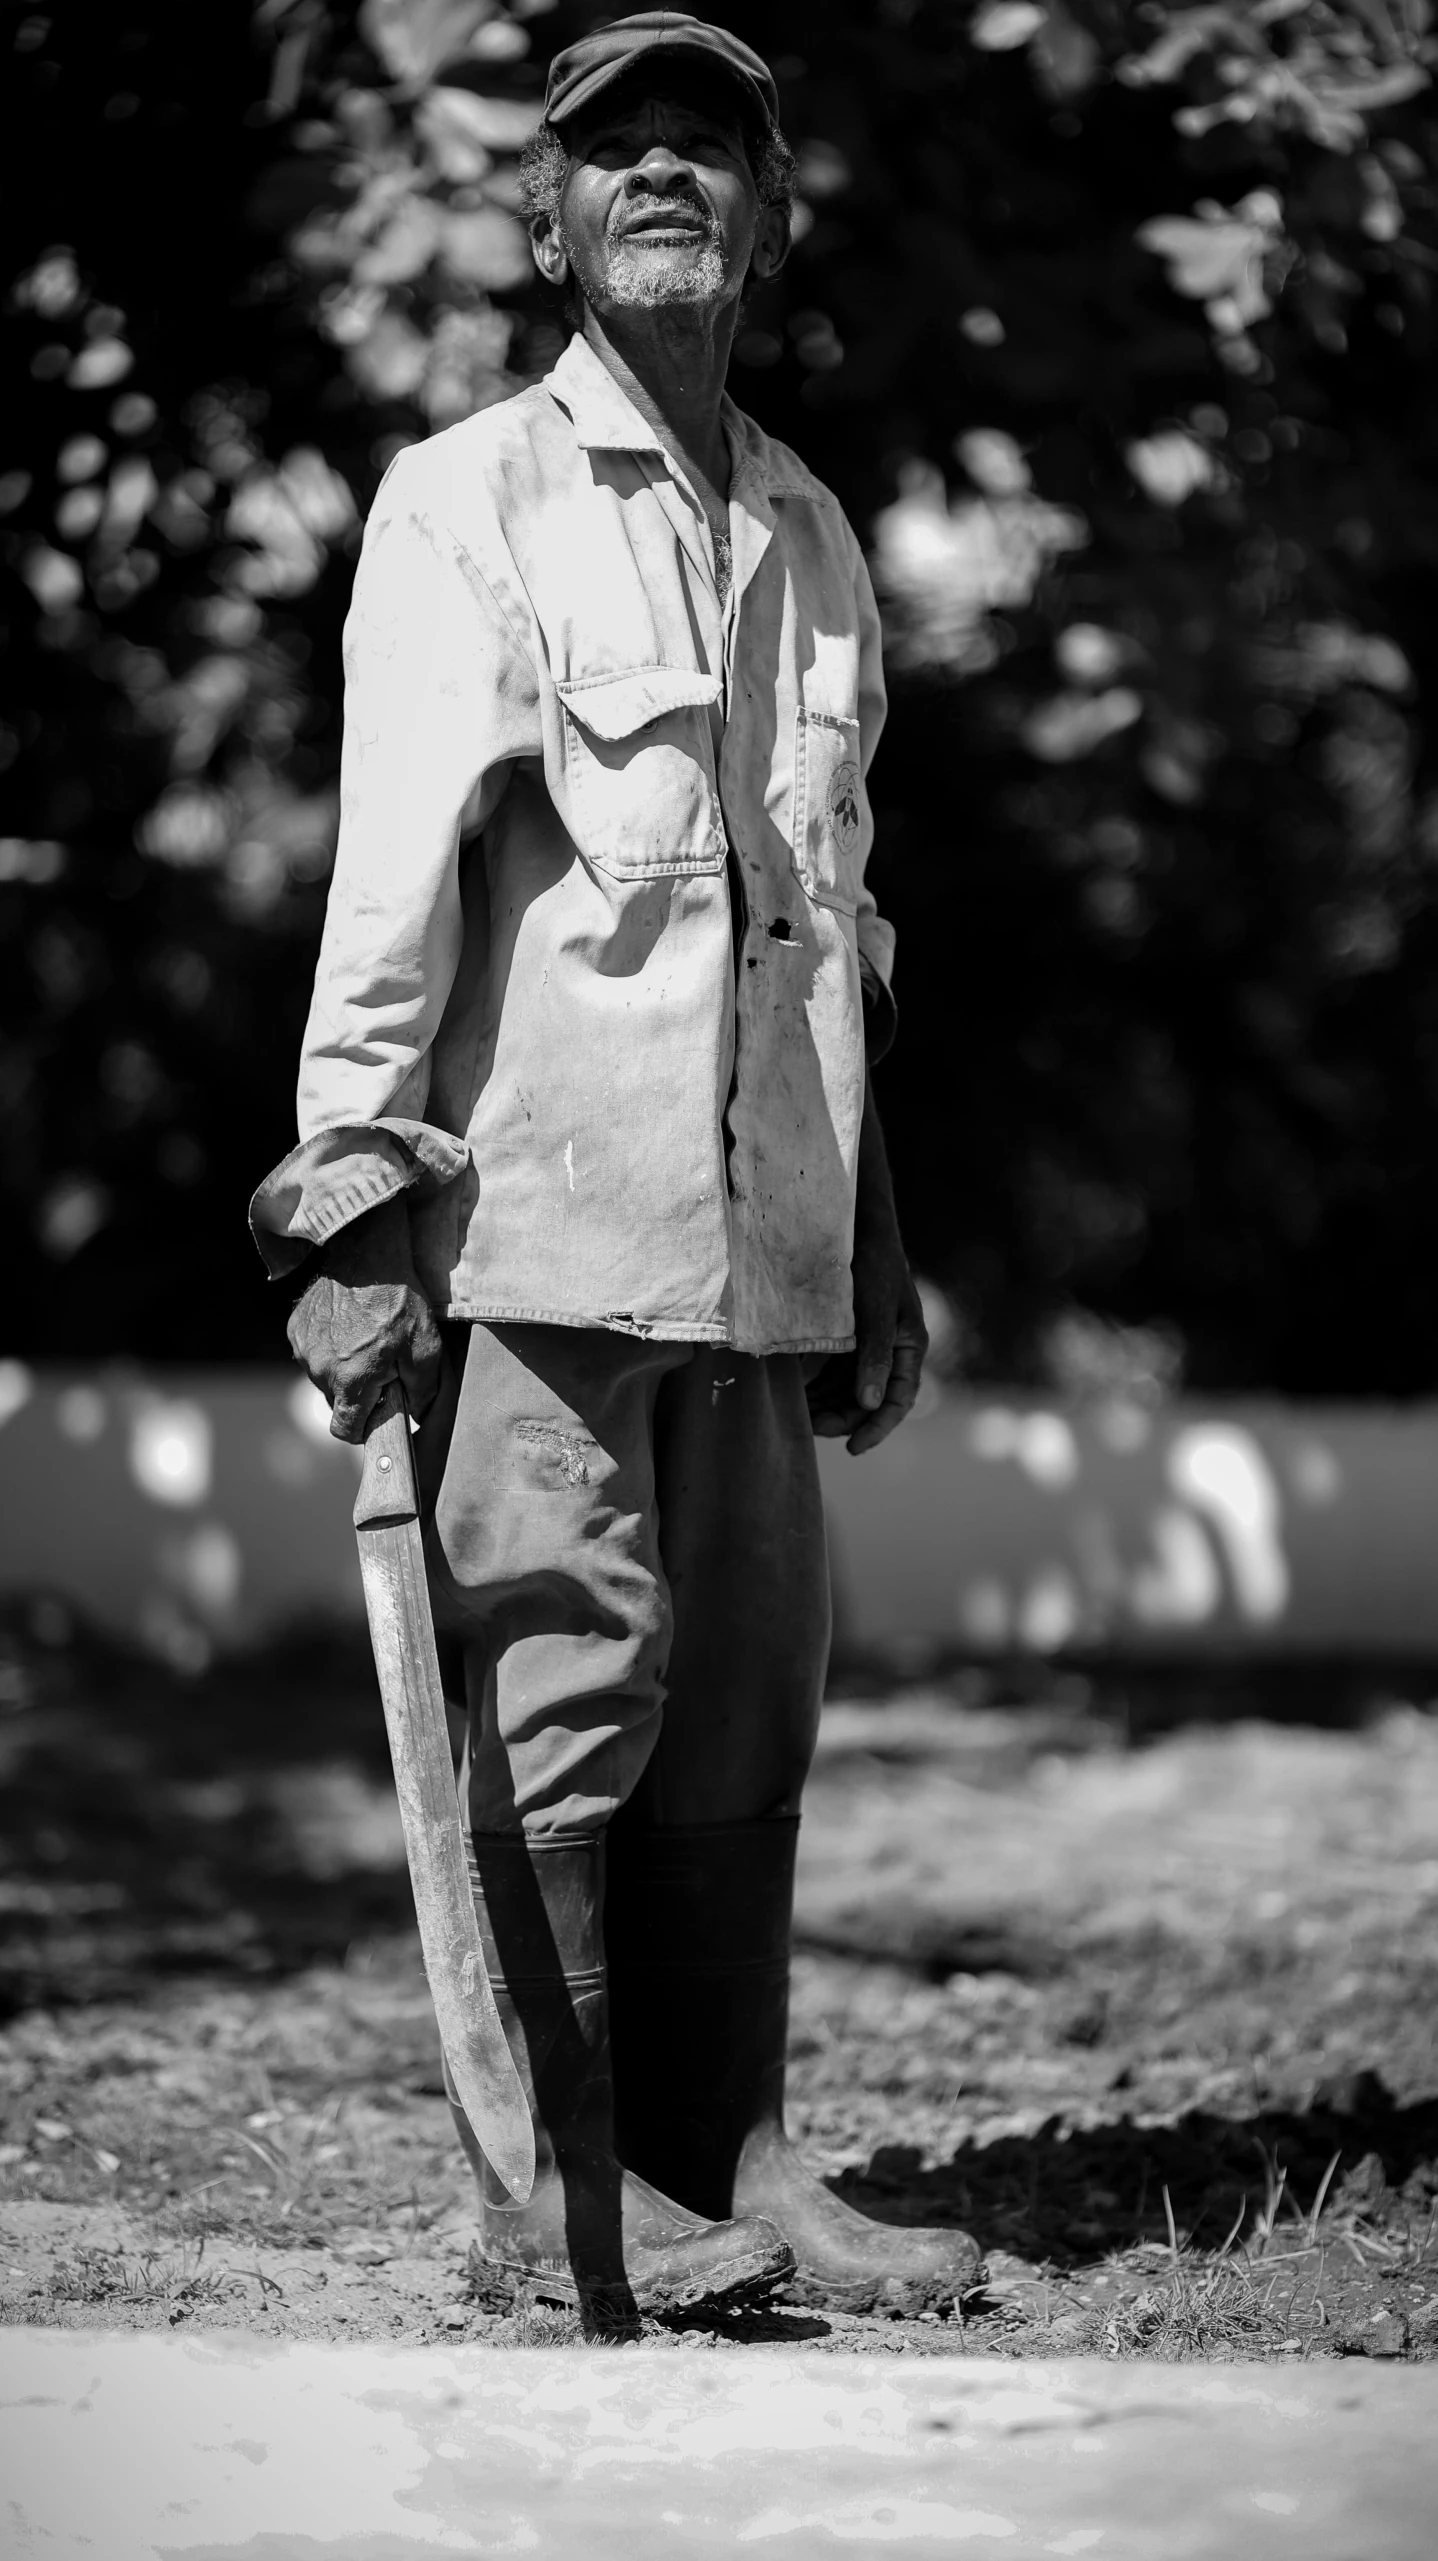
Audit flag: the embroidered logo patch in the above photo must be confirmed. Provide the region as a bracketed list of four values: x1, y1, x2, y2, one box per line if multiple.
[825, 759, 861, 856]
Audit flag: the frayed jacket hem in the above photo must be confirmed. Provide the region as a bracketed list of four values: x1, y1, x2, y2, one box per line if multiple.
[441, 1302, 857, 1357]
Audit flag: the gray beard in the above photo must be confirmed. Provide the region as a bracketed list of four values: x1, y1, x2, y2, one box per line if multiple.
[566, 217, 730, 310]
[602, 237, 728, 307]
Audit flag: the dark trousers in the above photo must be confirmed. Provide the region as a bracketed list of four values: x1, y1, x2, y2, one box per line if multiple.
[416, 1323, 832, 1837]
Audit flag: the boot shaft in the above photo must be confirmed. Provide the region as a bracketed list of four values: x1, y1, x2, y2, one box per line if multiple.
[604, 1816, 799, 1970]
[449, 1824, 798, 2314]
[604, 1817, 799, 2221]
[465, 1829, 605, 1992]
[459, 1831, 609, 2202]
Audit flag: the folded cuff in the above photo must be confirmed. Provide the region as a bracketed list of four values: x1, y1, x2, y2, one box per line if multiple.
[248, 1119, 470, 1279]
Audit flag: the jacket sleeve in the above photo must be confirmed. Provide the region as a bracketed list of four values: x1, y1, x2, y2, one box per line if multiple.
[850, 535, 897, 1064]
[248, 445, 539, 1278]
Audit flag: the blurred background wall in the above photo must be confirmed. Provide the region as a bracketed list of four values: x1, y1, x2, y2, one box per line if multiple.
[4, 1, 1438, 1634]
[7, 1361, 1438, 1669]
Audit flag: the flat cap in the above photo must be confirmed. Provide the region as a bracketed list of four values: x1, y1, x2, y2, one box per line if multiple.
[543, 12, 778, 137]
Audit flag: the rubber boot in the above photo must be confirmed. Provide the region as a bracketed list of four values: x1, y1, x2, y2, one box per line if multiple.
[605, 1819, 983, 2315]
[444, 1830, 794, 2324]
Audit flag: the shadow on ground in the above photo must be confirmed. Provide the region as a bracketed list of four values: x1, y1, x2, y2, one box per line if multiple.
[833, 2082, 1438, 2272]
[0, 1605, 415, 2011]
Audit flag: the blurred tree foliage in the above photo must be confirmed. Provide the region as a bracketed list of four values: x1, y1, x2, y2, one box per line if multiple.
[3, 0, 1438, 1390]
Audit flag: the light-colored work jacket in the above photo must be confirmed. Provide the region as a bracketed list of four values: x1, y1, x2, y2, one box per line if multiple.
[249, 330, 895, 1355]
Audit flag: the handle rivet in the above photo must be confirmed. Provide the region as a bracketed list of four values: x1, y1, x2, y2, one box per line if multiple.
[379, 1455, 392, 1471]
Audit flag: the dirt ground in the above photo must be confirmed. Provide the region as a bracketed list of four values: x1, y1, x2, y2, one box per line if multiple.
[2, 1611, 1438, 2360]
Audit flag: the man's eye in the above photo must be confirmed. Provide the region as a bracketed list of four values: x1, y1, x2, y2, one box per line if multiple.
[583, 119, 737, 162]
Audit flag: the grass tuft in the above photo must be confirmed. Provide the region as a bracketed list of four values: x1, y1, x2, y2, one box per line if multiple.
[46, 2239, 230, 2317]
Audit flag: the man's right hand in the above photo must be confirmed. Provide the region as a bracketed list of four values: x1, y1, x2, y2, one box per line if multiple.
[287, 1194, 443, 1443]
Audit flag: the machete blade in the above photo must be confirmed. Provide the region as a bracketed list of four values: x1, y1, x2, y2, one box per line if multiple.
[354, 1386, 534, 2205]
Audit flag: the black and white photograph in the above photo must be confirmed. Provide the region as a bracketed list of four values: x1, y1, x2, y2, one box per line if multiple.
[3, 2, 1438, 2550]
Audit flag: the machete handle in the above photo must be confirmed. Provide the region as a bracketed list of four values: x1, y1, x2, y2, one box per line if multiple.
[354, 1379, 419, 1529]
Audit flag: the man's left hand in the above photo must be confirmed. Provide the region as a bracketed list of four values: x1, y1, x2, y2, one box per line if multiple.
[807, 1069, 928, 1455]
[808, 1197, 928, 1456]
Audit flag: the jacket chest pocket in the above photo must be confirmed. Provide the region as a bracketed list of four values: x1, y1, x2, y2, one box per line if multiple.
[792, 710, 864, 915]
[556, 666, 726, 880]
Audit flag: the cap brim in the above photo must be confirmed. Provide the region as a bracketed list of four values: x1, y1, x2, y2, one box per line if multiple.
[547, 46, 772, 137]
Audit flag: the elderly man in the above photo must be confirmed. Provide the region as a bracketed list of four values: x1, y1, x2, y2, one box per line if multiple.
[252, 12, 980, 2321]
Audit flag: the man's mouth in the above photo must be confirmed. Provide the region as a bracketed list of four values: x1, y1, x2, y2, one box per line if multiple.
[616, 205, 712, 242]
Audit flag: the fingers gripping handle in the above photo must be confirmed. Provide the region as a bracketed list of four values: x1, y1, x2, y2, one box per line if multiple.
[354, 1380, 419, 1529]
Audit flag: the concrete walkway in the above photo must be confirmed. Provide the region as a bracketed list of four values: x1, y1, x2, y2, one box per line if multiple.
[3, 2332, 1436, 2558]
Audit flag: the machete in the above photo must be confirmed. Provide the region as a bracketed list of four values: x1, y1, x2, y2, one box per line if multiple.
[353, 1380, 535, 2204]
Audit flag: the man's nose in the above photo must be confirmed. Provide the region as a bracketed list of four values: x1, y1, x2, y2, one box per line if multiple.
[625, 148, 695, 196]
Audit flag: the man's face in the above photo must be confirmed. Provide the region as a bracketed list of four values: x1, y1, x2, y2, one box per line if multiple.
[538, 74, 784, 317]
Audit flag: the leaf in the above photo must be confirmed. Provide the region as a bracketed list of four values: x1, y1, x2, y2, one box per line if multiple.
[416, 86, 495, 182]
[67, 340, 132, 390]
[1033, 8, 1101, 100]
[345, 310, 430, 401]
[1137, 214, 1273, 310]
[1309, 60, 1429, 115]
[276, 449, 356, 543]
[1117, 13, 1237, 91]
[1126, 429, 1217, 505]
[355, 197, 441, 287]
[971, 3, 1046, 51]
[423, 304, 516, 424]
[1022, 688, 1143, 761]
[1056, 623, 1133, 685]
[438, 205, 533, 291]
[415, 83, 542, 183]
[20, 545, 84, 613]
[359, 0, 497, 90]
[957, 427, 1031, 495]
[427, 90, 541, 152]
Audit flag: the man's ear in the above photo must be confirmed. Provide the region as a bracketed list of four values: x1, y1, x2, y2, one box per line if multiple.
[750, 203, 791, 286]
[530, 215, 569, 290]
